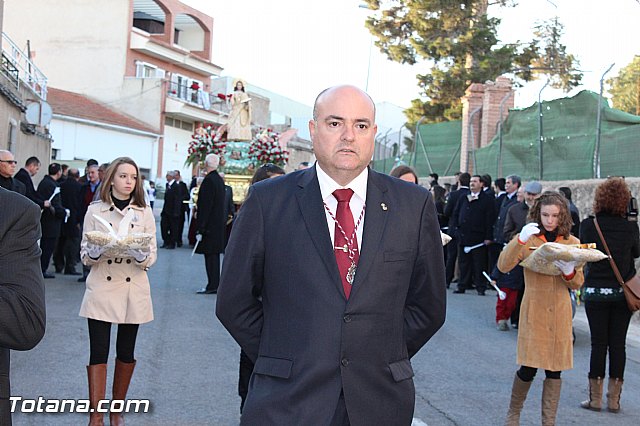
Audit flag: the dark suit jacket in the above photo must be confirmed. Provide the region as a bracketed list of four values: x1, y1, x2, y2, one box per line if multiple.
[195, 171, 225, 254]
[177, 181, 190, 214]
[37, 175, 66, 238]
[216, 167, 446, 426]
[0, 176, 25, 195]
[0, 188, 46, 425]
[161, 182, 182, 218]
[503, 201, 529, 242]
[60, 178, 82, 238]
[493, 193, 518, 244]
[443, 187, 469, 235]
[451, 190, 495, 246]
[14, 168, 45, 208]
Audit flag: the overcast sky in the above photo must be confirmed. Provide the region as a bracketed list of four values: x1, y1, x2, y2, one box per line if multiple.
[184, 0, 640, 110]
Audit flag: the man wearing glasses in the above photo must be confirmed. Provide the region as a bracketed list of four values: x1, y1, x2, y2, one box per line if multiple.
[0, 150, 25, 195]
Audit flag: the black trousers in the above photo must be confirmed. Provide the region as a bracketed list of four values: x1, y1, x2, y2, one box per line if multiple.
[40, 237, 58, 273]
[88, 319, 139, 365]
[517, 366, 561, 381]
[445, 236, 458, 285]
[204, 253, 221, 291]
[160, 214, 181, 246]
[585, 298, 633, 379]
[54, 235, 80, 272]
[457, 244, 487, 291]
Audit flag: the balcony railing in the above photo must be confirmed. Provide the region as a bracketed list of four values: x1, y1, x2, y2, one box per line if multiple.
[1, 32, 48, 100]
[167, 81, 230, 116]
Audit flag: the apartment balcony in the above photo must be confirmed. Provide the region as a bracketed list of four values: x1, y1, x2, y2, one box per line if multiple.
[165, 81, 230, 124]
[1, 32, 47, 101]
[130, 28, 222, 77]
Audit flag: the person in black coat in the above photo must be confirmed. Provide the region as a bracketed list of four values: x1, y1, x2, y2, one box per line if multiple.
[489, 175, 521, 271]
[160, 171, 183, 249]
[54, 168, 83, 275]
[578, 178, 639, 412]
[14, 156, 51, 210]
[37, 163, 66, 278]
[451, 175, 495, 295]
[195, 154, 226, 294]
[175, 170, 190, 247]
[443, 172, 470, 287]
[0, 188, 46, 425]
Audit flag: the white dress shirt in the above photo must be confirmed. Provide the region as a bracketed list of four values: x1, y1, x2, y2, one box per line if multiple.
[316, 164, 368, 252]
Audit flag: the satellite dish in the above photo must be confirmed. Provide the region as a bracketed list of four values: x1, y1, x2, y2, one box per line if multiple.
[24, 101, 53, 126]
[40, 102, 52, 126]
[25, 102, 40, 124]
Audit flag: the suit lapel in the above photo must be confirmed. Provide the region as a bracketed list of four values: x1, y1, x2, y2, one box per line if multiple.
[296, 167, 344, 297]
[349, 170, 388, 300]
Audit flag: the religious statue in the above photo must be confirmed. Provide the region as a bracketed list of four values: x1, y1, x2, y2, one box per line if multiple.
[226, 79, 252, 141]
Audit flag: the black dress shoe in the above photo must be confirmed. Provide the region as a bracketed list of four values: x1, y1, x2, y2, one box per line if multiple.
[64, 270, 82, 276]
[43, 272, 55, 279]
[477, 289, 486, 296]
[77, 276, 87, 283]
[196, 288, 217, 294]
[452, 288, 466, 294]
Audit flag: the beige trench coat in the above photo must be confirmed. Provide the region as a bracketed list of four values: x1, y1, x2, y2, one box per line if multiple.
[498, 234, 584, 371]
[79, 201, 157, 324]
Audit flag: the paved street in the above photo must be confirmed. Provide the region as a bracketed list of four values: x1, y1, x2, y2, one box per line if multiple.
[9, 209, 640, 425]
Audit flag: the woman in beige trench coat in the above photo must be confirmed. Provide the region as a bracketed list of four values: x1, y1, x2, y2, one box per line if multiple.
[498, 191, 584, 426]
[79, 157, 157, 426]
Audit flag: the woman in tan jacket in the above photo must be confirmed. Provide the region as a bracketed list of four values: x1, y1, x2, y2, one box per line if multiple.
[79, 157, 157, 426]
[498, 191, 584, 426]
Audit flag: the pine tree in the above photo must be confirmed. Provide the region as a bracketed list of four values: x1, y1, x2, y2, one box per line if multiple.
[363, 0, 582, 125]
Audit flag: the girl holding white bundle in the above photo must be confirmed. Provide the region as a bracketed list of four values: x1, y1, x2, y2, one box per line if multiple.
[79, 157, 157, 426]
[498, 191, 584, 425]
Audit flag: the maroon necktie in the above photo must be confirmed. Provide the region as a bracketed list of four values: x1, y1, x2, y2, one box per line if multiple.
[333, 189, 359, 299]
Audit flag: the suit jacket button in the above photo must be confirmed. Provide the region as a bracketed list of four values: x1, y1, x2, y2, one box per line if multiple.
[126, 277, 131, 282]
[126, 259, 132, 264]
[107, 260, 112, 264]
[341, 358, 349, 367]
[106, 276, 112, 281]
[343, 315, 352, 323]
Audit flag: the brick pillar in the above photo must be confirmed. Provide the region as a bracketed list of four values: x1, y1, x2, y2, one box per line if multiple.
[480, 76, 514, 148]
[460, 83, 485, 173]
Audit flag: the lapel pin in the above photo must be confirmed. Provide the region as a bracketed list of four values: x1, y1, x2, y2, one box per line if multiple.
[381, 202, 388, 211]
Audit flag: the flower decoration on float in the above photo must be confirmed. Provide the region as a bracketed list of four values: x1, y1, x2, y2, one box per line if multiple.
[248, 128, 289, 167]
[185, 124, 226, 167]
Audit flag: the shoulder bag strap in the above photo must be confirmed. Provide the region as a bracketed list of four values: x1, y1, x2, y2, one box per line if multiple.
[594, 217, 625, 286]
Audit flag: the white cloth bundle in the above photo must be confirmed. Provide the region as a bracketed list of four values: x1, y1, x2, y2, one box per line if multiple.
[86, 210, 152, 256]
[520, 242, 607, 275]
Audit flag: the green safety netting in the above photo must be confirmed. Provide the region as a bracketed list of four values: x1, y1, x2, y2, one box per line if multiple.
[374, 90, 640, 180]
[373, 120, 462, 175]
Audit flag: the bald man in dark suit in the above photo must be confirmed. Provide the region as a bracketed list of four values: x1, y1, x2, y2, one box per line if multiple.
[217, 86, 446, 426]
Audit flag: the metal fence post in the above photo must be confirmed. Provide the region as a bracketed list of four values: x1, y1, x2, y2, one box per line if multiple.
[538, 79, 550, 180]
[594, 63, 615, 179]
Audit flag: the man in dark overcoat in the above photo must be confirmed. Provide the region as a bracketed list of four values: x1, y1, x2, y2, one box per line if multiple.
[451, 175, 495, 295]
[0, 188, 46, 425]
[55, 168, 83, 275]
[195, 154, 226, 294]
[160, 171, 182, 249]
[36, 163, 66, 278]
